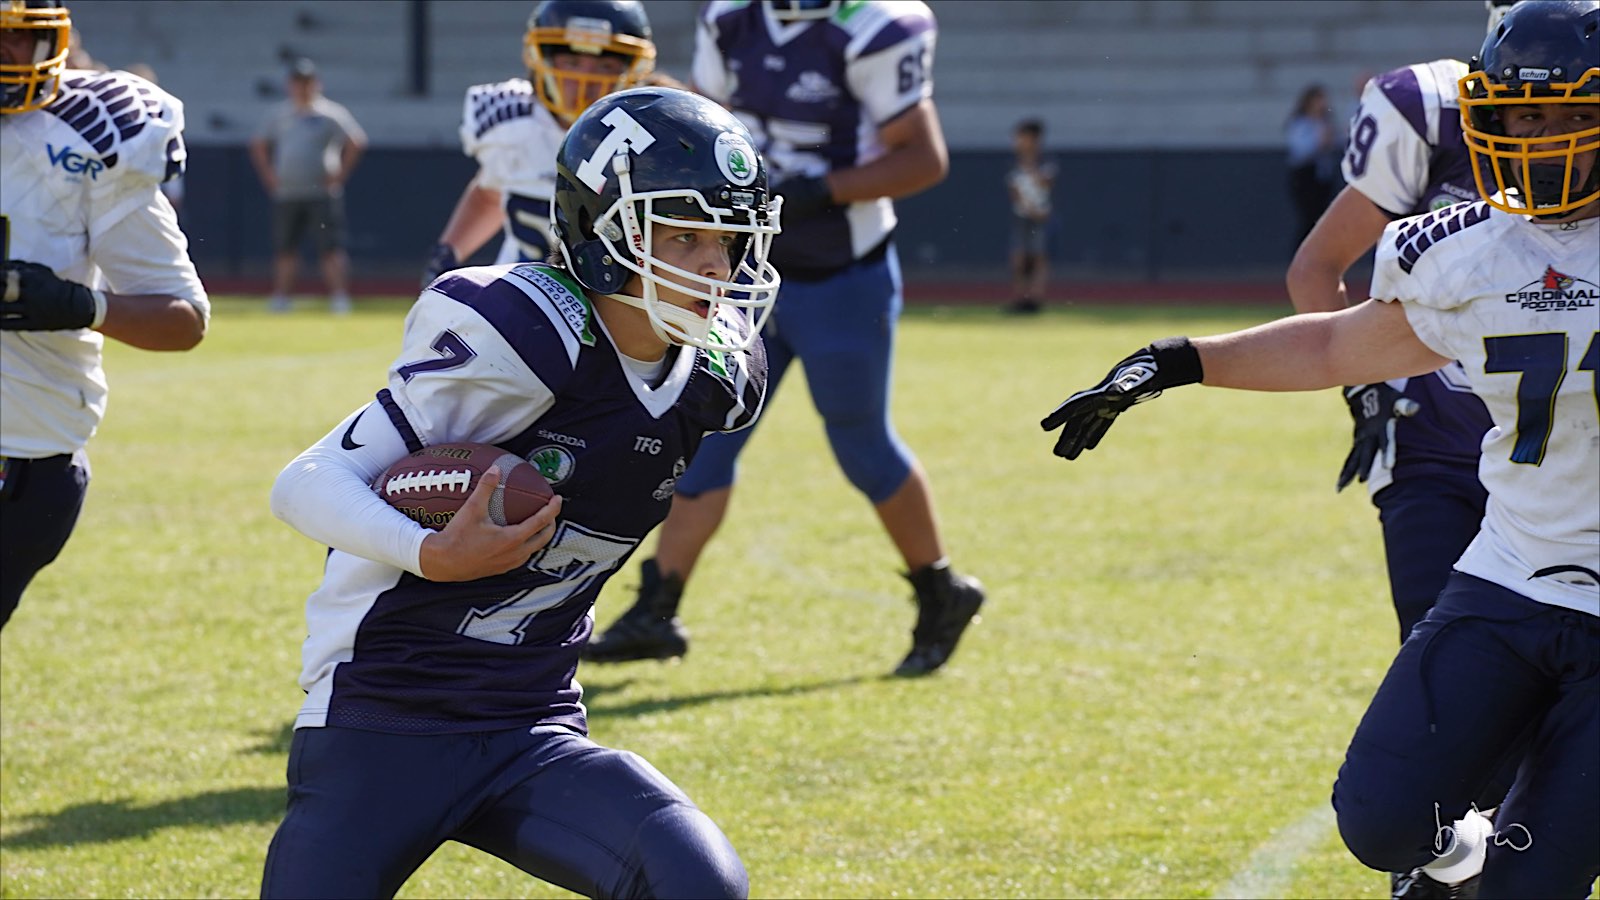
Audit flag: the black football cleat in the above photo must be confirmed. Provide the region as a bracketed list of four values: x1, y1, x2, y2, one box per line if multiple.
[1391, 869, 1480, 900]
[583, 559, 689, 663]
[894, 564, 986, 677]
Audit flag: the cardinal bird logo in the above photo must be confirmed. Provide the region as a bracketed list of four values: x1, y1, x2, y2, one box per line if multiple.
[1543, 266, 1575, 291]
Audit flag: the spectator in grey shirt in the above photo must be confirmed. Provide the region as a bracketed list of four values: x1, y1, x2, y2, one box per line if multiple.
[250, 58, 366, 314]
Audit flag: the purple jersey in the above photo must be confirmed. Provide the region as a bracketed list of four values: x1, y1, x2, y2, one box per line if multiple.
[1342, 60, 1492, 490]
[297, 264, 767, 735]
[694, 0, 935, 271]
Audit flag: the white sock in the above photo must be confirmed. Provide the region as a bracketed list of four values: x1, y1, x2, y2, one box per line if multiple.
[1423, 808, 1492, 884]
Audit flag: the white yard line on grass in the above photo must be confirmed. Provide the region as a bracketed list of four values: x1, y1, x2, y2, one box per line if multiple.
[1216, 803, 1336, 899]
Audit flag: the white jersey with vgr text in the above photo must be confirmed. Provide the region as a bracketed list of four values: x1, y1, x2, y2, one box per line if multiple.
[459, 77, 567, 265]
[0, 69, 209, 458]
[1372, 202, 1599, 616]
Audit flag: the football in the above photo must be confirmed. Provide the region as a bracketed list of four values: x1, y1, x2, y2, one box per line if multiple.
[373, 442, 554, 529]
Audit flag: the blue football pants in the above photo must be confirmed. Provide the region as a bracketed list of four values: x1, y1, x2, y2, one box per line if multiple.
[261, 724, 747, 899]
[1374, 472, 1488, 643]
[0, 450, 89, 631]
[1333, 573, 1600, 898]
[676, 246, 913, 504]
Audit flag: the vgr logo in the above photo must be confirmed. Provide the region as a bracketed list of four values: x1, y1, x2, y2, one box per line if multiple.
[575, 107, 656, 192]
[47, 143, 103, 180]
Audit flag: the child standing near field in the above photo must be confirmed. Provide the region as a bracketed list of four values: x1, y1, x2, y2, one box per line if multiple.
[1006, 118, 1055, 315]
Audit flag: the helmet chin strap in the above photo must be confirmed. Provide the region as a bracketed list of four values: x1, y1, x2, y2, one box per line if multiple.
[604, 287, 713, 347]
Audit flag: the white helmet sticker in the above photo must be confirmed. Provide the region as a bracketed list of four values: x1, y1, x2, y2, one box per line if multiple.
[715, 132, 759, 187]
[575, 107, 657, 192]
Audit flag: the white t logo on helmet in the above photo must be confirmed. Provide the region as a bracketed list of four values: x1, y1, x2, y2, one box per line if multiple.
[575, 107, 658, 192]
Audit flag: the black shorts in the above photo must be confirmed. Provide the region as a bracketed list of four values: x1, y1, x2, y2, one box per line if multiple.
[1011, 216, 1048, 258]
[1, 450, 90, 629]
[273, 196, 346, 254]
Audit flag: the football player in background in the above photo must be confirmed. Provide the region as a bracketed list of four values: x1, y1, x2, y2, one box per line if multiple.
[1287, 9, 1520, 896]
[1043, 2, 1598, 894]
[0, 0, 208, 630]
[421, 0, 656, 285]
[1288, 2, 1521, 650]
[586, 0, 987, 678]
[264, 87, 779, 899]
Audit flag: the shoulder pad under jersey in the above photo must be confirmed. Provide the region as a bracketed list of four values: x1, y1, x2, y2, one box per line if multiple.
[1391, 200, 1494, 276]
[43, 68, 186, 184]
[462, 78, 538, 146]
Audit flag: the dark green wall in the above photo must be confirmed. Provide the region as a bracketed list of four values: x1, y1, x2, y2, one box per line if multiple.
[182, 146, 1299, 282]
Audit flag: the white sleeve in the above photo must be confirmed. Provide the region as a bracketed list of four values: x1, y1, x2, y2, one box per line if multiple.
[845, 23, 935, 125]
[691, 14, 730, 103]
[329, 101, 367, 147]
[87, 190, 209, 324]
[1342, 72, 1434, 217]
[386, 288, 558, 448]
[270, 403, 431, 575]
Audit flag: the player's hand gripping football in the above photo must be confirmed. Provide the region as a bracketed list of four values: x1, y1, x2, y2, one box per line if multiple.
[1335, 383, 1421, 492]
[418, 466, 563, 582]
[1041, 338, 1204, 460]
[1, 260, 102, 331]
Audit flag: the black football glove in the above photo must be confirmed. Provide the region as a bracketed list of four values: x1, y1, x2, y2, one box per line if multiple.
[420, 243, 460, 289]
[1335, 383, 1421, 492]
[1040, 337, 1204, 460]
[771, 174, 835, 222]
[1, 260, 100, 331]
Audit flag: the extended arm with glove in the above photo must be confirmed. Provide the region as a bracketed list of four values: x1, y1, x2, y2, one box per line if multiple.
[1, 260, 106, 331]
[1040, 337, 1205, 459]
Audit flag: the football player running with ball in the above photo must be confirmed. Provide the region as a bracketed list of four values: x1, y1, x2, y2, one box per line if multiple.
[1043, 3, 1598, 895]
[422, 0, 657, 284]
[264, 87, 780, 899]
[0, 0, 208, 630]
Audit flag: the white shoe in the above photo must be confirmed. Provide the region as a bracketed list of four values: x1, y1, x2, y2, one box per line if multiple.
[330, 295, 353, 315]
[268, 295, 291, 314]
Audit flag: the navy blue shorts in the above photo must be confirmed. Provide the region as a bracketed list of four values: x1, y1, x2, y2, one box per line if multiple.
[0, 450, 90, 630]
[1332, 573, 1599, 897]
[1373, 472, 1488, 643]
[261, 724, 746, 899]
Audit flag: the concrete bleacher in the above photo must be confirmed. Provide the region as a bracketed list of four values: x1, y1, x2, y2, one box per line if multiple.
[66, 0, 1488, 150]
[67, 0, 699, 148]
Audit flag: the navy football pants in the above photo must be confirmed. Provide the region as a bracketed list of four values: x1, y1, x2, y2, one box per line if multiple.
[261, 724, 747, 899]
[1333, 573, 1600, 898]
[0, 451, 89, 631]
[1373, 472, 1488, 644]
[675, 245, 913, 504]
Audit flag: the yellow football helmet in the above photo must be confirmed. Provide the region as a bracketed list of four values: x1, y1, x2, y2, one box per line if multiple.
[1459, 0, 1600, 216]
[523, 1, 655, 124]
[0, 0, 70, 114]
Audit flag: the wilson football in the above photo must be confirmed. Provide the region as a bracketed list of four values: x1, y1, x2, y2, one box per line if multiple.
[373, 442, 554, 529]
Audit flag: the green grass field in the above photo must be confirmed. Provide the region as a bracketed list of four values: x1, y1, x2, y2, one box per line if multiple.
[1, 297, 1405, 899]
